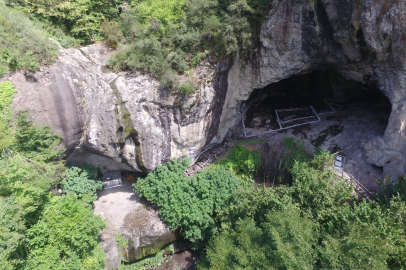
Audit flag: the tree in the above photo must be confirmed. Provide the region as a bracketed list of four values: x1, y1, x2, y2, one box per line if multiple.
[200, 206, 317, 270]
[61, 165, 103, 203]
[134, 159, 242, 247]
[24, 195, 105, 269]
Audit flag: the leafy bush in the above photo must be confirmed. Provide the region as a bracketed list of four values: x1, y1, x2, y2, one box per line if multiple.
[107, 0, 272, 89]
[134, 159, 242, 247]
[200, 149, 406, 270]
[200, 206, 318, 270]
[0, 81, 16, 150]
[288, 150, 353, 222]
[219, 144, 260, 183]
[61, 164, 103, 203]
[14, 112, 65, 162]
[135, 0, 186, 26]
[179, 81, 195, 96]
[24, 195, 105, 269]
[0, 81, 16, 110]
[0, 196, 27, 270]
[0, 4, 59, 76]
[280, 137, 312, 171]
[26, 0, 122, 43]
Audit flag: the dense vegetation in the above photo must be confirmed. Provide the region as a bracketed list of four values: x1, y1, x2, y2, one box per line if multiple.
[0, 81, 106, 269]
[134, 158, 242, 247]
[1, 0, 271, 93]
[105, 0, 270, 91]
[134, 139, 406, 270]
[61, 164, 103, 203]
[0, 4, 58, 77]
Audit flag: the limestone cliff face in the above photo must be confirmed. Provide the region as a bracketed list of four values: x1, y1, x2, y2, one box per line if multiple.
[3, 0, 406, 179]
[217, 0, 406, 180]
[3, 44, 231, 173]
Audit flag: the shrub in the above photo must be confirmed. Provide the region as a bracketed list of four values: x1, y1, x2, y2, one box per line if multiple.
[179, 81, 195, 96]
[219, 144, 260, 183]
[0, 81, 16, 110]
[25, 195, 105, 269]
[200, 148, 406, 270]
[0, 4, 59, 76]
[160, 69, 179, 89]
[134, 159, 242, 247]
[200, 206, 318, 270]
[61, 165, 103, 203]
[14, 112, 65, 162]
[107, 0, 273, 89]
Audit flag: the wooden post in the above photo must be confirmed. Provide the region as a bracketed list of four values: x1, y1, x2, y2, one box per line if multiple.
[310, 106, 321, 121]
[324, 99, 336, 112]
[275, 109, 282, 129]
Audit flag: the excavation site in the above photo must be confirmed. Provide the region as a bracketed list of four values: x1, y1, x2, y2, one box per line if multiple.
[208, 70, 392, 194]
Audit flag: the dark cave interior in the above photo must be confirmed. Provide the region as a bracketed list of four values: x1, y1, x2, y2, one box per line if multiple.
[243, 70, 391, 130]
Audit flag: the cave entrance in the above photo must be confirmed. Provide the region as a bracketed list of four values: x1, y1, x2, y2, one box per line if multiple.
[239, 70, 391, 140]
[238, 70, 391, 192]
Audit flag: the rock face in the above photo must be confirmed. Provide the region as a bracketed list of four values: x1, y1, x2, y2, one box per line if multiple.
[216, 0, 406, 180]
[3, 43, 231, 173]
[121, 208, 180, 262]
[93, 179, 181, 268]
[3, 0, 406, 179]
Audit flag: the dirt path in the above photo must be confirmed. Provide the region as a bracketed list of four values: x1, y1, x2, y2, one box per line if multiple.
[93, 178, 142, 232]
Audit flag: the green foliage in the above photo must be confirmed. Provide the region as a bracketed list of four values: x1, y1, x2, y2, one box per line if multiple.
[26, 0, 122, 43]
[134, 0, 186, 26]
[219, 144, 260, 183]
[288, 151, 354, 222]
[0, 152, 65, 268]
[0, 196, 27, 270]
[0, 81, 16, 150]
[200, 143, 406, 269]
[0, 83, 105, 269]
[0, 81, 16, 110]
[14, 112, 65, 162]
[200, 206, 317, 270]
[178, 81, 195, 96]
[376, 177, 406, 206]
[61, 164, 103, 203]
[33, 18, 78, 48]
[0, 4, 59, 76]
[280, 137, 312, 171]
[134, 159, 241, 247]
[24, 195, 105, 269]
[107, 0, 272, 89]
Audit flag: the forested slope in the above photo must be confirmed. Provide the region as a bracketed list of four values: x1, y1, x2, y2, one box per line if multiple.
[1, 0, 269, 93]
[0, 81, 106, 269]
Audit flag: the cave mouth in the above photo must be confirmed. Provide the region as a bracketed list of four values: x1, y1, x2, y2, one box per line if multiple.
[242, 70, 391, 132]
[239, 69, 392, 192]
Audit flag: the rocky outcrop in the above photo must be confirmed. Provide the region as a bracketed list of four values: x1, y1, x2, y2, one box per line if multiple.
[3, 0, 406, 179]
[93, 180, 182, 268]
[121, 208, 179, 262]
[216, 0, 406, 180]
[3, 43, 231, 173]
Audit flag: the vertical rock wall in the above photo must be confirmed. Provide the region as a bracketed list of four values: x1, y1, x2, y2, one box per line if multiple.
[3, 43, 232, 173]
[216, 0, 406, 180]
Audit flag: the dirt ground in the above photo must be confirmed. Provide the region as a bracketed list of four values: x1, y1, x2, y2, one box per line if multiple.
[94, 177, 200, 270]
[93, 177, 142, 231]
[238, 102, 391, 193]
